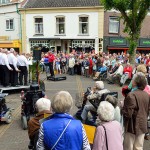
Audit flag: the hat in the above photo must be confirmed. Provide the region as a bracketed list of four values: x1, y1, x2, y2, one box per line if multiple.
[95, 81, 104, 90]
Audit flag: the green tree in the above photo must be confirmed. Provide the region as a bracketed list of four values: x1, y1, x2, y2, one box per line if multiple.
[101, 0, 150, 63]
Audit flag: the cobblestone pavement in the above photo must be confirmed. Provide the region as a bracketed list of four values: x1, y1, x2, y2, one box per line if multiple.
[0, 74, 149, 150]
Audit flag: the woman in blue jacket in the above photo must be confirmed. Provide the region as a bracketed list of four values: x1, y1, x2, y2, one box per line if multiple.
[37, 91, 91, 150]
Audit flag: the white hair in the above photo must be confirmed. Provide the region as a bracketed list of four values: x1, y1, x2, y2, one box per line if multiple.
[97, 101, 114, 122]
[35, 98, 51, 112]
[51, 91, 73, 113]
[95, 81, 104, 90]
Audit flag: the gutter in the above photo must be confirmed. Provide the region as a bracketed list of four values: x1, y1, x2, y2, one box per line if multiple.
[16, 3, 22, 52]
[19, 6, 104, 11]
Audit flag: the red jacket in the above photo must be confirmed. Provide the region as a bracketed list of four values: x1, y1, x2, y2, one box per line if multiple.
[47, 54, 55, 62]
[123, 66, 132, 79]
[89, 58, 93, 67]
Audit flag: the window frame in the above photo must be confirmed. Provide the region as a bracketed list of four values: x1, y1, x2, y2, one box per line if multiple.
[34, 17, 44, 35]
[6, 18, 14, 31]
[1, 0, 6, 4]
[55, 16, 65, 35]
[78, 15, 89, 35]
[109, 16, 120, 34]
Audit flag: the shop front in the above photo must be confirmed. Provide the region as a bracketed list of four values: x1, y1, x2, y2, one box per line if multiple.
[103, 37, 129, 54]
[104, 37, 150, 54]
[0, 37, 21, 53]
[29, 38, 98, 54]
[137, 38, 150, 53]
[71, 39, 95, 53]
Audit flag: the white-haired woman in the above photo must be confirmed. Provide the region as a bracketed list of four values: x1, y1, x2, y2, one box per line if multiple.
[93, 101, 123, 150]
[37, 91, 91, 150]
[28, 98, 52, 148]
[81, 81, 110, 123]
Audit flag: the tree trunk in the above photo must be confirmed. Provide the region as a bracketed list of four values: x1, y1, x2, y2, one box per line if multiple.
[129, 47, 137, 63]
[128, 35, 138, 64]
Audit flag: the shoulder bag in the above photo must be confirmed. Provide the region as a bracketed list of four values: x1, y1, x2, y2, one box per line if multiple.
[101, 125, 108, 150]
[51, 120, 71, 150]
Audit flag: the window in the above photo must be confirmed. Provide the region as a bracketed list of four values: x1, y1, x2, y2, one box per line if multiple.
[109, 17, 119, 33]
[1, 0, 6, 3]
[56, 17, 65, 34]
[6, 19, 14, 30]
[1, 0, 10, 4]
[34, 18, 43, 35]
[79, 17, 89, 34]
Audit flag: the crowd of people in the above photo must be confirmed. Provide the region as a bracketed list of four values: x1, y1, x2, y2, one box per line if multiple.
[40, 50, 150, 87]
[2, 46, 150, 88]
[26, 66, 149, 150]
[1, 47, 150, 149]
[0, 48, 29, 87]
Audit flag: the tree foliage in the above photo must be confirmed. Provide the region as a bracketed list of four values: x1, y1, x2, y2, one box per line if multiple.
[101, 0, 150, 62]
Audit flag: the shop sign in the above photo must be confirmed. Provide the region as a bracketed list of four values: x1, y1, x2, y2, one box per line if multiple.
[109, 37, 127, 46]
[139, 39, 150, 47]
[13, 40, 19, 47]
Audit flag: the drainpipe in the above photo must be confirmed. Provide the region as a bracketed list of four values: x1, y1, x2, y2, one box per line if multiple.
[16, 3, 22, 52]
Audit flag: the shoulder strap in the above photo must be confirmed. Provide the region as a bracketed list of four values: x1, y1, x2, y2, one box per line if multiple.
[51, 119, 71, 150]
[101, 125, 108, 150]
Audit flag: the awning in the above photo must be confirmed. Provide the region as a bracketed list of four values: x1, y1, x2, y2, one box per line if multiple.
[0, 40, 20, 48]
[107, 47, 128, 50]
[107, 47, 150, 51]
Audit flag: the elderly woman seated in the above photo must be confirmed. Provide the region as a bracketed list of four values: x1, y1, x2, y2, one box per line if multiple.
[81, 81, 109, 123]
[28, 98, 52, 149]
[93, 101, 123, 150]
[37, 91, 90, 150]
[120, 63, 132, 86]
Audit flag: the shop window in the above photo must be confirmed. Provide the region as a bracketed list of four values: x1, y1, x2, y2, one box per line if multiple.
[109, 17, 119, 33]
[79, 16, 89, 34]
[56, 17, 65, 34]
[1, 0, 10, 4]
[6, 19, 14, 30]
[34, 17, 43, 35]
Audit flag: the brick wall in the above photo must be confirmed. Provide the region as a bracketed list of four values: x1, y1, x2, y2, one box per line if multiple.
[104, 11, 150, 38]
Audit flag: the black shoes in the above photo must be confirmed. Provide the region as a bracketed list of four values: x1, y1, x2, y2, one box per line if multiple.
[120, 83, 123, 87]
[107, 82, 114, 84]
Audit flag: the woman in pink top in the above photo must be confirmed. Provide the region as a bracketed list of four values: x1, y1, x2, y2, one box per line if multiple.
[93, 101, 123, 150]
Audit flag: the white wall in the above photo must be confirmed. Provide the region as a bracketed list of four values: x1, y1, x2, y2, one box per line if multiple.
[26, 12, 99, 39]
[0, 4, 20, 40]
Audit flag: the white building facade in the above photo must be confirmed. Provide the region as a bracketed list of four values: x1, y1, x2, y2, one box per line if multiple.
[0, 0, 22, 51]
[20, 0, 104, 54]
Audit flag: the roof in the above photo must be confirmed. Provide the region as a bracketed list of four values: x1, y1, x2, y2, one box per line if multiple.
[24, 0, 101, 8]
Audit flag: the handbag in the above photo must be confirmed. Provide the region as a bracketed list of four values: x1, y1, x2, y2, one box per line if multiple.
[85, 66, 89, 69]
[51, 120, 71, 150]
[101, 125, 108, 150]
